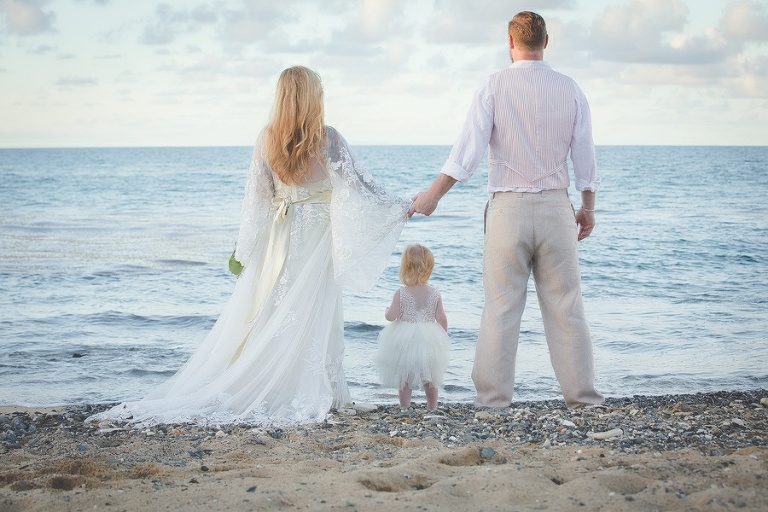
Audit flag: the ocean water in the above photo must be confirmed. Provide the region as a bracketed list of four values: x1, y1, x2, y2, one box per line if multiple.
[1, 145, 766, 407]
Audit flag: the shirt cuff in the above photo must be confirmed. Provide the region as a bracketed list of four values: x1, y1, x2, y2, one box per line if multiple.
[440, 160, 472, 184]
[574, 176, 602, 192]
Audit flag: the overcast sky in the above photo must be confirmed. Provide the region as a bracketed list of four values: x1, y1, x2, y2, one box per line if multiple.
[1, 0, 767, 147]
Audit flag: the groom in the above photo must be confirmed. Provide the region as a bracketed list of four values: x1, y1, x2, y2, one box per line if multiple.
[409, 11, 604, 409]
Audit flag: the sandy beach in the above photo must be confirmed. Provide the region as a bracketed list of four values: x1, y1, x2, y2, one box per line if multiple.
[1, 390, 766, 511]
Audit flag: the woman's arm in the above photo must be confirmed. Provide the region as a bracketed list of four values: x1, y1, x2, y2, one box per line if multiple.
[325, 126, 410, 292]
[234, 131, 275, 264]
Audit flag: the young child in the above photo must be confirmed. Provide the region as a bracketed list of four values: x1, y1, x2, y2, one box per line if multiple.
[376, 244, 450, 410]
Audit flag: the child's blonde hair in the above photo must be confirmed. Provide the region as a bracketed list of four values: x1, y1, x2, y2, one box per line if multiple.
[399, 244, 435, 286]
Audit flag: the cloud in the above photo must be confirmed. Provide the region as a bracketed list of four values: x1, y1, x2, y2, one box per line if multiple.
[727, 53, 768, 97]
[215, 0, 414, 87]
[585, 0, 734, 65]
[30, 43, 55, 54]
[573, 0, 768, 99]
[220, 0, 295, 44]
[425, 0, 576, 45]
[0, 0, 56, 36]
[720, 0, 768, 42]
[321, 0, 407, 57]
[141, 3, 218, 45]
[351, 1, 400, 38]
[55, 76, 98, 86]
[426, 2, 515, 45]
[235, 55, 283, 78]
[168, 55, 227, 82]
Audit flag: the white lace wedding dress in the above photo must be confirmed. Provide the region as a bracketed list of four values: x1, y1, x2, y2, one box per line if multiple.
[89, 126, 409, 427]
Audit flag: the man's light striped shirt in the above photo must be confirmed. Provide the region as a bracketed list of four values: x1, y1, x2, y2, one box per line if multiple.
[441, 60, 601, 193]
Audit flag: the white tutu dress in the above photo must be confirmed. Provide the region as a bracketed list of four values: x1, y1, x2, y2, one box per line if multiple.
[376, 285, 450, 389]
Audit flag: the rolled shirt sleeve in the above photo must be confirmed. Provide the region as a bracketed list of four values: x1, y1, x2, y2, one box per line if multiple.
[440, 81, 494, 183]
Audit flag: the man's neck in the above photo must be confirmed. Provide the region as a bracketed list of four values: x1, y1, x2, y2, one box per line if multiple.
[512, 50, 544, 62]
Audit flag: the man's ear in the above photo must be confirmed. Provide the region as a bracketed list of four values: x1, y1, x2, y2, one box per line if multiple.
[508, 34, 515, 49]
[543, 34, 549, 49]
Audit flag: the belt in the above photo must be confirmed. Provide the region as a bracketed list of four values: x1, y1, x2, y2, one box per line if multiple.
[272, 190, 332, 222]
[492, 189, 566, 198]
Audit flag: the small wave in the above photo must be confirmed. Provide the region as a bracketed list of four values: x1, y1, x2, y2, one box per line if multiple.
[56, 311, 215, 329]
[125, 368, 177, 377]
[89, 265, 154, 278]
[443, 384, 471, 393]
[733, 254, 762, 264]
[346, 379, 381, 389]
[443, 329, 476, 343]
[344, 321, 382, 334]
[8, 310, 210, 332]
[155, 259, 208, 267]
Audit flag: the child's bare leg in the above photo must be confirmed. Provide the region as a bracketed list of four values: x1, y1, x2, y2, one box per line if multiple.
[424, 382, 438, 410]
[398, 384, 412, 409]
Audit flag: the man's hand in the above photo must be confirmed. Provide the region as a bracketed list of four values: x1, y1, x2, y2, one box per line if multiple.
[408, 174, 457, 218]
[408, 190, 440, 217]
[575, 208, 594, 241]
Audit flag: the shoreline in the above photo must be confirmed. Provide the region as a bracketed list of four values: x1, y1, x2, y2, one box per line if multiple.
[2, 389, 766, 511]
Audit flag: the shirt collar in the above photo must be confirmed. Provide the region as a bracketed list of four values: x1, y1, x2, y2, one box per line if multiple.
[509, 60, 552, 70]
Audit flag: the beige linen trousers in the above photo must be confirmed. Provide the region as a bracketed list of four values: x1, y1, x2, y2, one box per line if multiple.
[471, 189, 604, 409]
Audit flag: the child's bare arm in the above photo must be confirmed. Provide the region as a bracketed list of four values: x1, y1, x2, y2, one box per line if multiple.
[384, 289, 401, 321]
[435, 295, 448, 332]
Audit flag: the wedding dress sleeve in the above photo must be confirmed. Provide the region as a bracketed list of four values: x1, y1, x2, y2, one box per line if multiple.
[234, 132, 274, 264]
[325, 126, 409, 291]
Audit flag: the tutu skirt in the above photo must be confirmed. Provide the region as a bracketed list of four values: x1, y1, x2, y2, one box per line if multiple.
[375, 321, 450, 389]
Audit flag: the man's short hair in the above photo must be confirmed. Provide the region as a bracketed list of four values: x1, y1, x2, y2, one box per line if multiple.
[508, 11, 547, 50]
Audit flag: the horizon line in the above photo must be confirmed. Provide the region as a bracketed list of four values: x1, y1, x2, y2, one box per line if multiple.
[1, 143, 767, 150]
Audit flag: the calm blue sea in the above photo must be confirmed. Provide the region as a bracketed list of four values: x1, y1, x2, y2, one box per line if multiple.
[1, 145, 766, 407]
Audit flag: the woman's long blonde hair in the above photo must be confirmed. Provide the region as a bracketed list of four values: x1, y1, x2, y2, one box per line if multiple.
[264, 66, 325, 184]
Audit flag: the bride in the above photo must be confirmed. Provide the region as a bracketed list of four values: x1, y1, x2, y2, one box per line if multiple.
[90, 66, 409, 427]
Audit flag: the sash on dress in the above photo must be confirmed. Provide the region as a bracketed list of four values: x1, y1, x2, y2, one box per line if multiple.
[230, 189, 332, 365]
